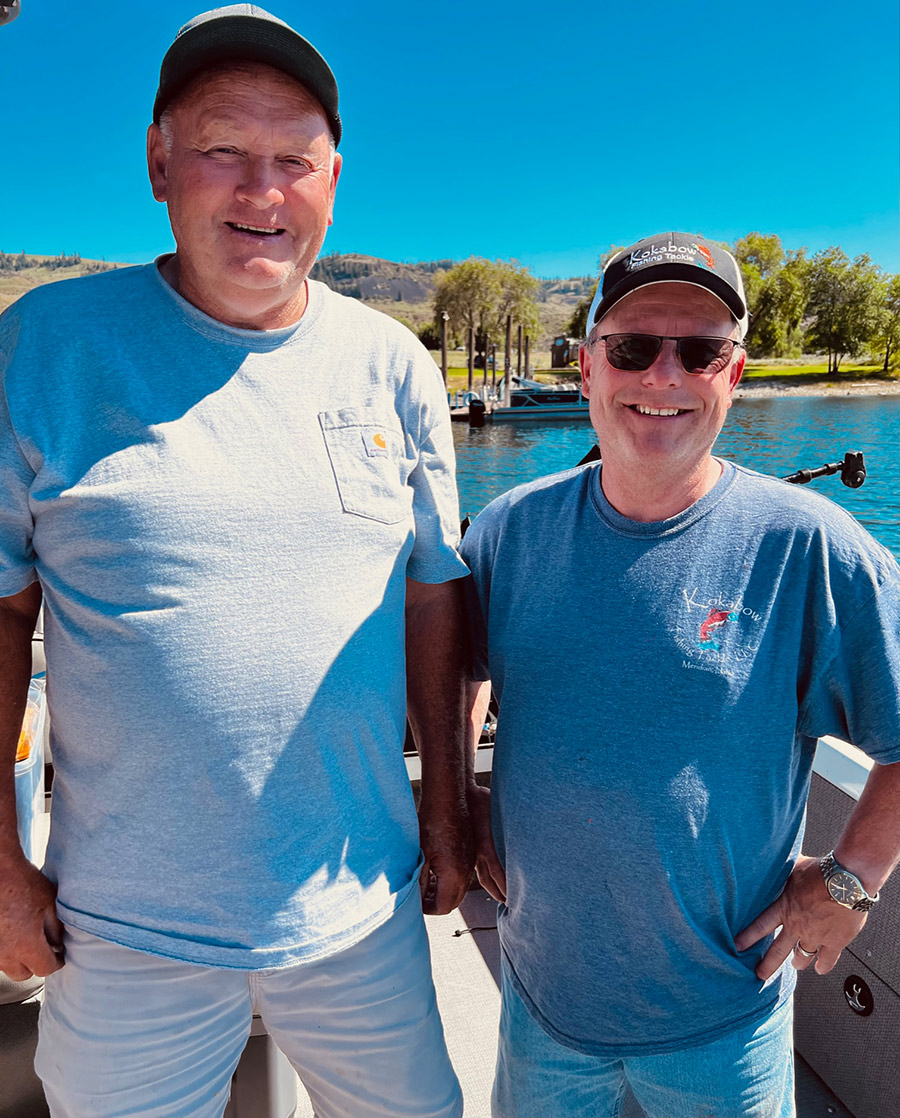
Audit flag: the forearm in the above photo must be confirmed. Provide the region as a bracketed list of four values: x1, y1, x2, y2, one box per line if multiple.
[0, 583, 43, 868]
[406, 577, 470, 805]
[832, 761, 900, 896]
[467, 679, 492, 761]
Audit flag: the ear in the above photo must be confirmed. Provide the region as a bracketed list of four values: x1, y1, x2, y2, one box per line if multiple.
[579, 342, 592, 399]
[326, 152, 342, 227]
[147, 124, 170, 202]
[723, 347, 745, 410]
[728, 348, 745, 393]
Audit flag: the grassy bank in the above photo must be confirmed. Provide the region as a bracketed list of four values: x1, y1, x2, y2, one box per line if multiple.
[437, 361, 898, 396]
[743, 362, 896, 381]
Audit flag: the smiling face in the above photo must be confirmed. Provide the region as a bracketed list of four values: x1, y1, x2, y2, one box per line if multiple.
[147, 62, 341, 329]
[579, 283, 745, 519]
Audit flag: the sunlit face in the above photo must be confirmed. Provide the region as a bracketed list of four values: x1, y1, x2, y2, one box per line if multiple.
[579, 284, 745, 481]
[147, 62, 341, 328]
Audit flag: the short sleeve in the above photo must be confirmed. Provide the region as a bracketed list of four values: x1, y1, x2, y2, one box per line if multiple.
[404, 351, 469, 585]
[798, 556, 900, 765]
[0, 311, 38, 597]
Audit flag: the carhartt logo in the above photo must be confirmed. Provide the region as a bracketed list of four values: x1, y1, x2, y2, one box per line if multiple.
[363, 429, 389, 458]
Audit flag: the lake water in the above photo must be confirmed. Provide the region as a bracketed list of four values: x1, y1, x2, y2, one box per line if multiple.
[452, 395, 900, 559]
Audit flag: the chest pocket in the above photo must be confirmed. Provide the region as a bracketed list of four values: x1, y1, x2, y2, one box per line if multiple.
[319, 407, 412, 525]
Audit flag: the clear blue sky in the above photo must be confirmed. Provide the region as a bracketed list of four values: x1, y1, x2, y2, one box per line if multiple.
[1, 0, 897, 278]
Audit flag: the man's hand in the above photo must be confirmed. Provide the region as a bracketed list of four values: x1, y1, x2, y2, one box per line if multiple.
[467, 783, 506, 903]
[0, 856, 65, 980]
[406, 577, 473, 915]
[735, 854, 866, 980]
[418, 795, 473, 915]
[1, 584, 60, 979]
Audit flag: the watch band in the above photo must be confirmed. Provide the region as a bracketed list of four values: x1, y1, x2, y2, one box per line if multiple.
[820, 851, 880, 911]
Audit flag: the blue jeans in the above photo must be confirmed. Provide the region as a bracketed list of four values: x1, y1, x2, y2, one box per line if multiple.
[493, 955, 795, 1118]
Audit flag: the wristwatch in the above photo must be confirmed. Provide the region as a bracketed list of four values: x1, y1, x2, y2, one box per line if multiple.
[820, 851, 880, 911]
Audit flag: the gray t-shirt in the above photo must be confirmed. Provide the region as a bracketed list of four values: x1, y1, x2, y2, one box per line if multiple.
[0, 264, 467, 968]
[461, 460, 899, 1054]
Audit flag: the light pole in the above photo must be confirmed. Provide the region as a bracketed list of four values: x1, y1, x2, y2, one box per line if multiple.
[440, 311, 449, 387]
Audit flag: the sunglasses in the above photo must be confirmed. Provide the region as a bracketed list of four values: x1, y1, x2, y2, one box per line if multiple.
[596, 334, 743, 376]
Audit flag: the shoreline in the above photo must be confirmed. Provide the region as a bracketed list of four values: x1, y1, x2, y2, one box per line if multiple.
[735, 379, 898, 399]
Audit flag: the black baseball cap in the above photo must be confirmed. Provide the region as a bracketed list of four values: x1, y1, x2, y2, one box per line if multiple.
[153, 5, 342, 146]
[586, 233, 748, 335]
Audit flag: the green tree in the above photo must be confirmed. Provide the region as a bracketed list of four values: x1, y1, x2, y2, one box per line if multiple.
[432, 258, 539, 348]
[733, 234, 809, 358]
[751, 251, 809, 358]
[869, 274, 900, 372]
[493, 260, 540, 340]
[805, 249, 883, 373]
[416, 322, 442, 350]
[564, 247, 622, 339]
[566, 281, 598, 339]
[432, 258, 499, 345]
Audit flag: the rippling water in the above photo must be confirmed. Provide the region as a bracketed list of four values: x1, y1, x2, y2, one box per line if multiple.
[452, 395, 900, 559]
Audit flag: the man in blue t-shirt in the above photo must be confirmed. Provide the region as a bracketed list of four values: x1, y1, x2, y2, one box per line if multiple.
[461, 232, 899, 1118]
[0, 8, 471, 1117]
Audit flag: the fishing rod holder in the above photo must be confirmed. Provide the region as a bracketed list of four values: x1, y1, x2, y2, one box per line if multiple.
[782, 451, 866, 489]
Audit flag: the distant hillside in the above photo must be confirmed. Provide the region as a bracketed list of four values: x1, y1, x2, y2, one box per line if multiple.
[2, 251, 594, 340]
[311, 251, 594, 307]
[309, 252, 454, 303]
[309, 252, 594, 341]
[0, 252, 122, 313]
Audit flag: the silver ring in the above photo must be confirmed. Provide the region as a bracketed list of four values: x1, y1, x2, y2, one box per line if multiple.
[794, 941, 819, 959]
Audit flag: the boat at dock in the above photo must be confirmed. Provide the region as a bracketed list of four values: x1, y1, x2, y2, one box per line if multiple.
[451, 376, 592, 423]
[490, 376, 590, 421]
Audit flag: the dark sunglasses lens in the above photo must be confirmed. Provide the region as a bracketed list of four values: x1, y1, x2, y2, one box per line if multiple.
[678, 339, 733, 374]
[605, 334, 661, 371]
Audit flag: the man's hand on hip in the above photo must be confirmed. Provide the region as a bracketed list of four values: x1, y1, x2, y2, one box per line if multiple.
[0, 856, 65, 979]
[734, 854, 866, 980]
[467, 783, 506, 903]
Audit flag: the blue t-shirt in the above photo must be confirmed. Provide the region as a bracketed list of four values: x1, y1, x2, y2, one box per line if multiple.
[0, 264, 467, 968]
[461, 460, 899, 1054]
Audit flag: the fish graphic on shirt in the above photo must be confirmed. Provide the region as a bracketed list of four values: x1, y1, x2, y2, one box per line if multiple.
[697, 608, 737, 650]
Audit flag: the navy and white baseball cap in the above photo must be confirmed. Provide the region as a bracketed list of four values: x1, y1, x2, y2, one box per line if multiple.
[586, 233, 748, 335]
[153, 5, 342, 145]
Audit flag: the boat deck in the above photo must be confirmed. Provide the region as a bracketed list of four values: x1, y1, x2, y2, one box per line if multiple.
[296, 886, 856, 1117]
[2, 737, 882, 1116]
[1, 886, 855, 1118]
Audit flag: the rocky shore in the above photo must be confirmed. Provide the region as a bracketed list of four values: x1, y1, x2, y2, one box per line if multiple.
[736, 378, 899, 399]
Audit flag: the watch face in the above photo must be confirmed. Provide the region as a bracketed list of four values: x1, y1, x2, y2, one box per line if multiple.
[828, 871, 865, 905]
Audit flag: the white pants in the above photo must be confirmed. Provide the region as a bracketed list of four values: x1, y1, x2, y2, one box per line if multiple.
[36, 891, 462, 1118]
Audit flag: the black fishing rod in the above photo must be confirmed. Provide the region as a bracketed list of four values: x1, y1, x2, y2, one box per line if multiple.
[576, 444, 867, 489]
[460, 448, 868, 545]
[781, 451, 866, 488]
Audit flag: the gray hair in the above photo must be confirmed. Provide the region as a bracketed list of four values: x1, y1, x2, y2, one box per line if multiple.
[158, 105, 176, 155]
[156, 62, 337, 167]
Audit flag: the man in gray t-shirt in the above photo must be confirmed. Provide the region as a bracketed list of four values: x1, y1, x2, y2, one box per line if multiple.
[462, 232, 899, 1118]
[0, 8, 470, 1117]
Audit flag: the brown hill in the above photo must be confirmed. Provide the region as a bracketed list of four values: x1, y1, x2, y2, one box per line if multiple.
[0, 252, 121, 313]
[1, 251, 593, 340]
